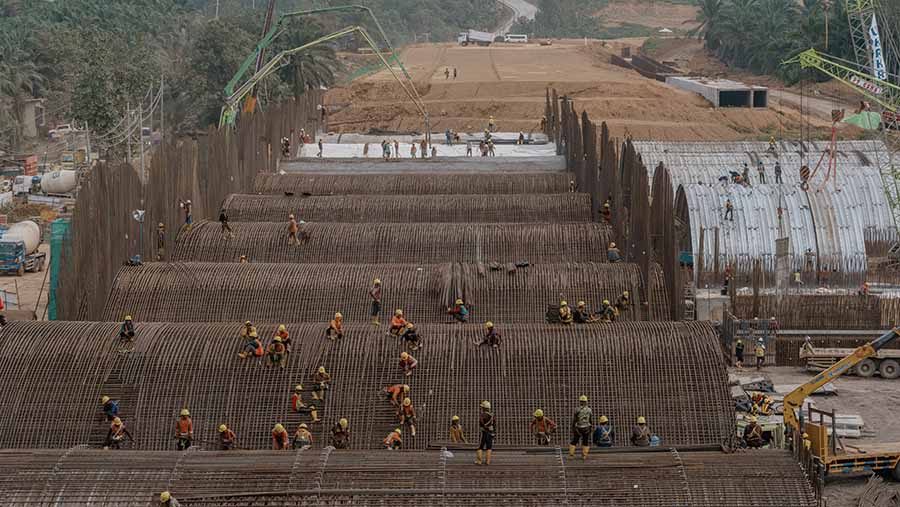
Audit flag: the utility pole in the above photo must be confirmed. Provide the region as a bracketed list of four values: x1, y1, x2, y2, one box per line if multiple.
[215, 0, 219, 19]
[160, 75, 165, 145]
[139, 103, 145, 183]
[85, 121, 91, 165]
[126, 102, 132, 164]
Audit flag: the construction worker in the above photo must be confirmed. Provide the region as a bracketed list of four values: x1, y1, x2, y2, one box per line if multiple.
[272, 423, 290, 450]
[393, 139, 400, 159]
[801, 335, 814, 356]
[540, 116, 547, 131]
[101, 395, 119, 421]
[768, 135, 777, 152]
[331, 418, 350, 449]
[240, 320, 257, 338]
[179, 199, 192, 230]
[420, 138, 427, 158]
[291, 384, 307, 412]
[724, 199, 734, 221]
[741, 163, 752, 187]
[159, 491, 180, 507]
[384, 427, 403, 450]
[449, 415, 467, 443]
[119, 315, 136, 346]
[238, 328, 263, 359]
[517, 132, 525, 145]
[601, 200, 611, 223]
[615, 291, 630, 314]
[597, 300, 615, 323]
[389, 309, 407, 336]
[382, 383, 410, 406]
[326, 312, 344, 341]
[488, 115, 496, 132]
[607, 242, 621, 262]
[105, 416, 134, 449]
[558, 301, 573, 325]
[735, 339, 745, 369]
[288, 214, 299, 245]
[774, 160, 783, 184]
[399, 351, 418, 377]
[281, 136, 291, 158]
[398, 397, 417, 436]
[574, 301, 598, 323]
[239, 255, 248, 263]
[630, 416, 651, 447]
[475, 400, 495, 465]
[743, 416, 764, 448]
[444, 67, 450, 79]
[480, 321, 501, 347]
[447, 298, 469, 323]
[317, 139, 323, 157]
[156, 223, 166, 261]
[219, 424, 237, 450]
[410, 142, 417, 158]
[219, 208, 234, 239]
[757, 160, 766, 184]
[175, 409, 193, 450]
[570, 395, 593, 460]
[593, 415, 614, 447]
[311, 366, 331, 401]
[369, 278, 382, 326]
[401, 322, 422, 350]
[487, 139, 496, 157]
[273, 324, 291, 356]
[755, 338, 766, 370]
[293, 423, 313, 450]
[267, 335, 287, 368]
[531, 409, 557, 446]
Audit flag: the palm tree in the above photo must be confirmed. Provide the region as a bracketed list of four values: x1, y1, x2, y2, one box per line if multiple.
[288, 44, 339, 96]
[686, 0, 723, 43]
[0, 39, 44, 151]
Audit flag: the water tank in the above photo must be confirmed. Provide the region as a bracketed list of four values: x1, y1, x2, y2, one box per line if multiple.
[5, 220, 41, 255]
[40, 170, 78, 194]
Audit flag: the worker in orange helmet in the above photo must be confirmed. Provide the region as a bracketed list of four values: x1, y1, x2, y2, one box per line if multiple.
[271, 423, 290, 450]
[399, 351, 418, 377]
[398, 397, 417, 436]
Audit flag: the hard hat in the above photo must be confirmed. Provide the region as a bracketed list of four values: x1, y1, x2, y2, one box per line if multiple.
[402, 385, 410, 393]
[579, 395, 588, 403]
[534, 409, 544, 418]
[295, 384, 303, 391]
[180, 409, 190, 417]
[748, 416, 757, 423]
[274, 423, 285, 432]
[577, 301, 586, 307]
[623, 291, 629, 297]
[560, 300, 568, 306]
[374, 278, 381, 285]
[160, 491, 171, 502]
[278, 324, 286, 332]
[400, 352, 409, 360]
[637, 416, 646, 424]
[603, 300, 610, 305]
[485, 321, 494, 328]
[395, 428, 402, 435]
[770, 316, 776, 320]
[274, 335, 282, 342]
[455, 298, 463, 305]
[603, 201, 610, 208]
[452, 415, 460, 422]
[101, 396, 110, 404]
[249, 330, 258, 338]
[599, 415, 609, 423]
[481, 400, 491, 410]
[299, 423, 308, 429]
[335, 312, 342, 319]
[112, 417, 122, 425]
[610, 242, 616, 248]
[403, 398, 412, 406]
[395, 309, 403, 315]
[245, 321, 252, 326]
[406, 322, 414, 329]
[218, 424, 227, 432]
[289, 214, 295, 219]
[158, 222, 164, 228]
[339, 418, 348, 429]
[186, 199, 192, 204]
[802, 432, 809, 439]
[318, 366, 326, 374]
[124, 315, 132, 321]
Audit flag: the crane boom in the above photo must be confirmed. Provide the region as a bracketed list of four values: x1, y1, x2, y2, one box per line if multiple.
[783, 327, 900, 432]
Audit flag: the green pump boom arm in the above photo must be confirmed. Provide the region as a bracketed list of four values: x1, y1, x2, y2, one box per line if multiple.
[783, 49, 899, 113]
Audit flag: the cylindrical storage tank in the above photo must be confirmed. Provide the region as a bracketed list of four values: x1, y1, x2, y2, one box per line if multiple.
[40, 170, 78, 194]
[5, 220, 41, 254]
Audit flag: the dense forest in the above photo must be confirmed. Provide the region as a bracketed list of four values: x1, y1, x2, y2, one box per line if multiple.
[0, 0, 500, 152]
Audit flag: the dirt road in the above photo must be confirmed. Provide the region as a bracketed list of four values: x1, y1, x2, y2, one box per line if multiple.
[496, 0, 538, 33]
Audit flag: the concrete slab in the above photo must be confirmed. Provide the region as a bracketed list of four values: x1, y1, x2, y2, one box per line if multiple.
[280, 156, 567, 173]
[291, 141, 557, 159]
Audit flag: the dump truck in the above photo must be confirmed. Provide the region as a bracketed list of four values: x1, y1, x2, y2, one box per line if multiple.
[458, 30, 494, 47]
[800, 344, 900, 379]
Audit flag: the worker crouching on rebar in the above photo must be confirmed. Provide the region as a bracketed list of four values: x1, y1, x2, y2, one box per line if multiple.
[238, 328, 263, 360]
[531, 409, 557, 446]
[398, 397, 417, 437]
[218, 424, 236, 450]
[267, 335, 287, 368]
[175, 409, 193, 450]
[607, 242, 621, 262]
[105, 416, 134, 449]
[475, 401, 495, 465]
[331, 418, 350, 449]
[595, 300, 616, 323]
[292, 384, 318, 422]
[743, 416, 764, 448]
[615, 291, 630, 314]
[275, 324, 291, 355]
[630, 416, 652, 447]
[593, 415, 614, 447]
[480, 322, 501, 348]
[272, 423, 290, 450]
[293, 423, 313, 450]
[558, 301, 574, 325]
[382, 383, 410, 406]
[389, 309, 407, 336]
[100, 395, 119, 421]
[325, 312, 343, 341]
[311, 366, 331, 401]
[574, 301, 599, 323]
[399, 352, 418, 377]
[383, 427, 402, 450]
[570, 395, 593, 460]
[401, 322, 422, 350]
[449, 415, 467, 443]
[159, 491, 180, 507]
[447, 298, 469, 323]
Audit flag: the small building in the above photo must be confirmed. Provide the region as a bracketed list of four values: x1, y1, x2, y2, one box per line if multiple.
[666, 77, 768, 108]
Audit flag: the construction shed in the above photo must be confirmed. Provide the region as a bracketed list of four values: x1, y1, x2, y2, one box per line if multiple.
[0, 449, 817, 506]
[101, 262, 668, 323]
[0, 321, 732, 451]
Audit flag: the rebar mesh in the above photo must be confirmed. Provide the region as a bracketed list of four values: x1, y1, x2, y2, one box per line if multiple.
[101, 262, 665, 323]
[172, 222, 611, 264]
[0, 449, 816, 507]
[0, 321, 730, 451]
[253, 172, 571, 195]
[222, 193, 591, 223]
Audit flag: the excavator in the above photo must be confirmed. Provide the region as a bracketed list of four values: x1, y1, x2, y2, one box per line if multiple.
[782, 327, 900, 479]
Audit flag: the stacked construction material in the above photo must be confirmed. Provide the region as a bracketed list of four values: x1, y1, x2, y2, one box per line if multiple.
[0, 321, 731, 451]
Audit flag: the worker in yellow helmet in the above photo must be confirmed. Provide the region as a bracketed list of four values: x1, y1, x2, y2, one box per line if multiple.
[390, 309, 407, 336]
[274, 323, 291, 354]
[449, 415, 467, 443]
[475, 400, 495, 465]
[238, 327, 263, 359]
[398, 397, 417, 437]
[266, 335, 287, 368]
[311, 366, 331, 401]
[593, 415, 614, 447]
[531, 409, 557, 446]
[558, 300, 573, 325]
[326, 312, 344, 341]
[331, 418, 350, 449]
[401, 322, 422, 351]
[240, 320, 257, 338]
[369, 278, 382, 326]
[630, 416, 651, 447]
[175, 408, 193, 450]
[288, 214, 300, 245]
[480, 321, 501, 348]
[218, 424, 237, 450]
[597, 299, 615, 323]
[271, 423, 290, 450]
[382, 383, 410, 406]
[447, 298, 469, 323]
[105, 416, 134, 449]
[159, 491, 180, 506]
[569, 395, 593, 460]
[399, 351, 418, 377]
[743, 416, 764, 448]
[100, 395, 119, 421]
[383, 427, 403, 450]
[118, 315, 136, 347]
[293, 423, 313, 450]
[615, 291, 630, 314]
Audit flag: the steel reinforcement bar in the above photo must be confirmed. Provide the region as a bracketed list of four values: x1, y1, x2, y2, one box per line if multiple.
[253, 172, 572, 195]
[100, 262, 666, 324]
[172, 222, 611, 265]
[0, 321, 731, 451]
[0, 449, 816, 506]
[222, 193, 592, 223]
[731, 294, 884, 329]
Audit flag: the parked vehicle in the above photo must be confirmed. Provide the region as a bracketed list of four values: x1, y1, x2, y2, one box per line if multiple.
[49, 123, 80, 139]
[458, 30, 494, 46]
[12, 175, 41, 196]
[0, 239, 45, 276]
[503, 34, 528, 43]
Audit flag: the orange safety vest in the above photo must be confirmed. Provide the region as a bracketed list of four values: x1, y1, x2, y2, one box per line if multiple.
[291, 393, 305, 411]
[272, 429, 289, 449]
[176, 417, 193, 436]
[383, 431, 402, 447]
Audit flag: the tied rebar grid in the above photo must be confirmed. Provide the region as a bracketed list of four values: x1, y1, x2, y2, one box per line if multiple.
[100, 262, 666, 324]
[253, 172, 571, 195]
[172, 222, 611, 265]
[732, 294, 883, 330]
[0, 449, 816, 507]
[222, 193, 592, 223]
[0, 321, 731, 451]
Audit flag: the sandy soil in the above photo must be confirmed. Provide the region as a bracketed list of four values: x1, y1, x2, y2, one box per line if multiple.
[326, 41, 821, 141]
[734, 366, 900, 507]
[595, 1, 699, 29]
[0, 242, 51, 320]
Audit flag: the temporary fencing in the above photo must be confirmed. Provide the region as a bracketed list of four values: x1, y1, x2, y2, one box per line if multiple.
[0, 449, 816, 506]
[222, 193, 591, 223]
[100, 262, 665, 324]
[253, 171, 571, 195]
[0, 321, 731, 451]
[172, 221, 611, 265]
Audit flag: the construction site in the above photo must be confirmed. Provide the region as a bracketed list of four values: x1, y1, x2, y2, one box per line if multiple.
[3, 1, 900, 507]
